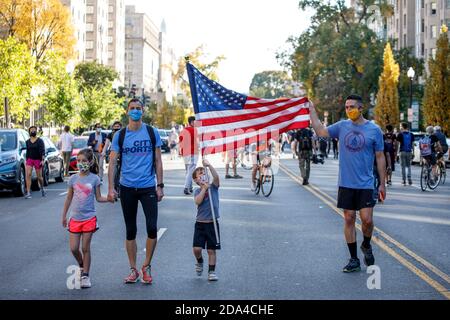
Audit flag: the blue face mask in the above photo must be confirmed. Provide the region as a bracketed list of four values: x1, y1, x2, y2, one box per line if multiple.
[128, 109, 143, 121]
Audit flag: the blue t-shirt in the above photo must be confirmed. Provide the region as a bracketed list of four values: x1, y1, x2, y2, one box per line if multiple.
[68, 173, 101, 221]
[194, 184, 220, 221]
[111, 125, 162, 188]
[328, 120, 384, 190]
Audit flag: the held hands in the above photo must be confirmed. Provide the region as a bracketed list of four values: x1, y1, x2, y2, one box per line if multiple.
[107, 189, 117, 203]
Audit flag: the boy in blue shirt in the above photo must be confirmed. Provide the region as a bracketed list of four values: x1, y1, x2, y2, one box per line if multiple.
[192, 159, 220, 281]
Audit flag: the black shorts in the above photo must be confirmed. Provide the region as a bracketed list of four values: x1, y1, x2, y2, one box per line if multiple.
[193, 221, 221, 250]
[337, 187, 376, 211]
[423, 154, 437, 166]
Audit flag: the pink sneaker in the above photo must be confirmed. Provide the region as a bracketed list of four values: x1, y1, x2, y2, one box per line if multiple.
[141, 265, 153, 284]
[124, 268, 140, 283]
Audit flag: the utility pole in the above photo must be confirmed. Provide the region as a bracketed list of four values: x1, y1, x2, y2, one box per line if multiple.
[4, 97, 10, 128]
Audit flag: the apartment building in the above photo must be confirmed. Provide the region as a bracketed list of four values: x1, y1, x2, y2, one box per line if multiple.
[85, 0, 109, 65]
[61, 0, 86, 63]
[107, 0, 125, 84]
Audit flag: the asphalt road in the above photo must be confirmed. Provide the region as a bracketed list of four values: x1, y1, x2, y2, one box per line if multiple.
[0, 153, 448, 300]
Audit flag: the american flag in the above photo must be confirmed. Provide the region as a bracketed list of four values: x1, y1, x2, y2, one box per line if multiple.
[186, 62, 310, 155]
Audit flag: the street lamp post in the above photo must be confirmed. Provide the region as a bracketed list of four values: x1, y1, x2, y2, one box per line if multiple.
[407, 67, 415, 128]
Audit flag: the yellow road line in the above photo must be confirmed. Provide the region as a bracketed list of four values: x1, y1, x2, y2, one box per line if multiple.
[279, 163, 450, 300]
[292, 165, 450, 287]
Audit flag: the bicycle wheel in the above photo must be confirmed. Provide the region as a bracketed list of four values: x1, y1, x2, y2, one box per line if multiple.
[420, 164, 428, 191]
[428, 165, 441, 190]
[440, 163, 446, 185]
[254, 169, 261, 195]
[261, 166, 274, 197]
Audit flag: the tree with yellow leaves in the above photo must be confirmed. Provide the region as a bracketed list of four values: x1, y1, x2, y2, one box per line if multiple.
[0, 0, 75, 63]
[422, 25, 450, 134]
[374, 42, 400, 130]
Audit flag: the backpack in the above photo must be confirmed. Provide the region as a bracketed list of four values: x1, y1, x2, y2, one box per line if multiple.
[419, 135, 432, 157]
[118, 124, 156, 175]
[297, 130, 312, 151]
[400, 132, 413, 153]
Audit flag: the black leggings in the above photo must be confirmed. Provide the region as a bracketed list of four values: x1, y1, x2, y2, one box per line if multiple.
[120, 185, 158, 240]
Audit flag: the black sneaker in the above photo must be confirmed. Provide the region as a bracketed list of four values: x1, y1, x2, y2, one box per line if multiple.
[360, 244, 375, 266]
[302, 179, 309, 185]
[225, 175, 233, 179]
[233, 175, 243, 179]
[183, 188, 191, 195]
[342, 258, 361, 273]
[402, 180, 406, 186]
[408, 179, 413, 185]
[189, 187, 193, 193]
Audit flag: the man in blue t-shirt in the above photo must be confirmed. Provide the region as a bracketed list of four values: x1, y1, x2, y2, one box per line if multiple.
[309, 94, 386, 273]
[107, 98, 164, 285]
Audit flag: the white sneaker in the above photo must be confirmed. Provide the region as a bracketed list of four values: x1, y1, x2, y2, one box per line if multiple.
[250, 182, 256, 191]
[208, 271, 218, 281]
[81, 275, 91, 288]
[195, 263, 203, 276]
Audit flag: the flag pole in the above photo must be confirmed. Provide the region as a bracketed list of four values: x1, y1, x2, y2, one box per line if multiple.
[203, 153, 220, 246]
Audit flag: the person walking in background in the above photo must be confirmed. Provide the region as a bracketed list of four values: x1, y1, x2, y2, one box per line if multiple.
[179, 116, 199, 195]
[25, 126, 46, 199]
[168, 127, 179, 160]
[383, 125, 397, 186]
[293, 127, 314, 185]
[396, 123, 414, 186]
[332, 137, 339, 159]
[58, 125, 74, 177]
[88, 123, 107, 182]
[102, 121, 122, 163]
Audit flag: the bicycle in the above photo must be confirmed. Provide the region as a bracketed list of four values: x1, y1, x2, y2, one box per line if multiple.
[420, 157, 441, 191]
[253, 151, 274, 197]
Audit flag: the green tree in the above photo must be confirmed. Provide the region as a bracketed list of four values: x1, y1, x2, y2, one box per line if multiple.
[74, 61, 119, 90]
[0, 37, 37, 125]
[422, 25, 450, 134]
[174, 45, 225, 101]
[249, 71, 293, 98]
[278, 0, 387, 121]
[374, 42, 400, 129]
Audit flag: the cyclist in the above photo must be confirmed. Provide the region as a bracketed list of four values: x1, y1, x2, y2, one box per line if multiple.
[434, 126, 448, 167]
[419, 126, 442, 180]
[250, 138, 270, 191]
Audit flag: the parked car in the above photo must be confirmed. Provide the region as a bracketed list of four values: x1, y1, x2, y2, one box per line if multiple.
[0, 129, 28, 196]
[0, 129, 64, 196]
[158, 129, 170, 153]
[68, 136, 89, 174]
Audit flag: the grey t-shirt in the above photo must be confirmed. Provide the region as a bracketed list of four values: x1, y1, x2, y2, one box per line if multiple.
[194, 184, 220, 221]
[68, 173, 101, 221]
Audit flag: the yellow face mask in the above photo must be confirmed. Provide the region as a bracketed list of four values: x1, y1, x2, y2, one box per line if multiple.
[346, 108, 361, 121]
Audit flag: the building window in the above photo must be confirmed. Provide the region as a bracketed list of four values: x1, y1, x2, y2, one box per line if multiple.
[431, 25, 437, 38]
[431, 48, 437, 58]
[421, 19, 424, 32]
[86, 6, 94, 14]
[421, 43, 424, 56]
[109, 21, 113, 28]
[404, 14, 406, 28]
[108, 36, 113, 43]
[86, 41, 94, 49]
[109, 5, 114, 13]
[431, 2, 437, 14]
[404, 34, 407, 47]
[108, 51, 113, 59]
[447, 0, 450, 8]
[86, 23, 94, 32]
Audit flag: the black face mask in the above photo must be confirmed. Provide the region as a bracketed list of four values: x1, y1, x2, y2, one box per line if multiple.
[30, 132, 37, 137]
[113, 128, 121, 132]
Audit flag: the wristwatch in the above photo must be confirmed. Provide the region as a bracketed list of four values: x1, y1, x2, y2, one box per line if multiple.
[157, 183, 164, 188]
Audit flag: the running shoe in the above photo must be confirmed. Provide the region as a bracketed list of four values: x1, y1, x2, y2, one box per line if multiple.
[208, 271, 218, 281]
[24, 193, 32, 199]
[408, 178, 413, 185]
[80, 276, 91, 288]
[402, 180, 406, 186]
[225, 174, 233, 179]
[41, 188, 47, 197]
[141, 265, 153, 284]
[233, 175, 243, 179]
[195, 262, 203, 276]
[250, 181, 257, 191]
[342, 258, 361, 273]
[183, 188, 191, 195]
[360, 244, 375, 266]
[124, 268, 140, 283]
